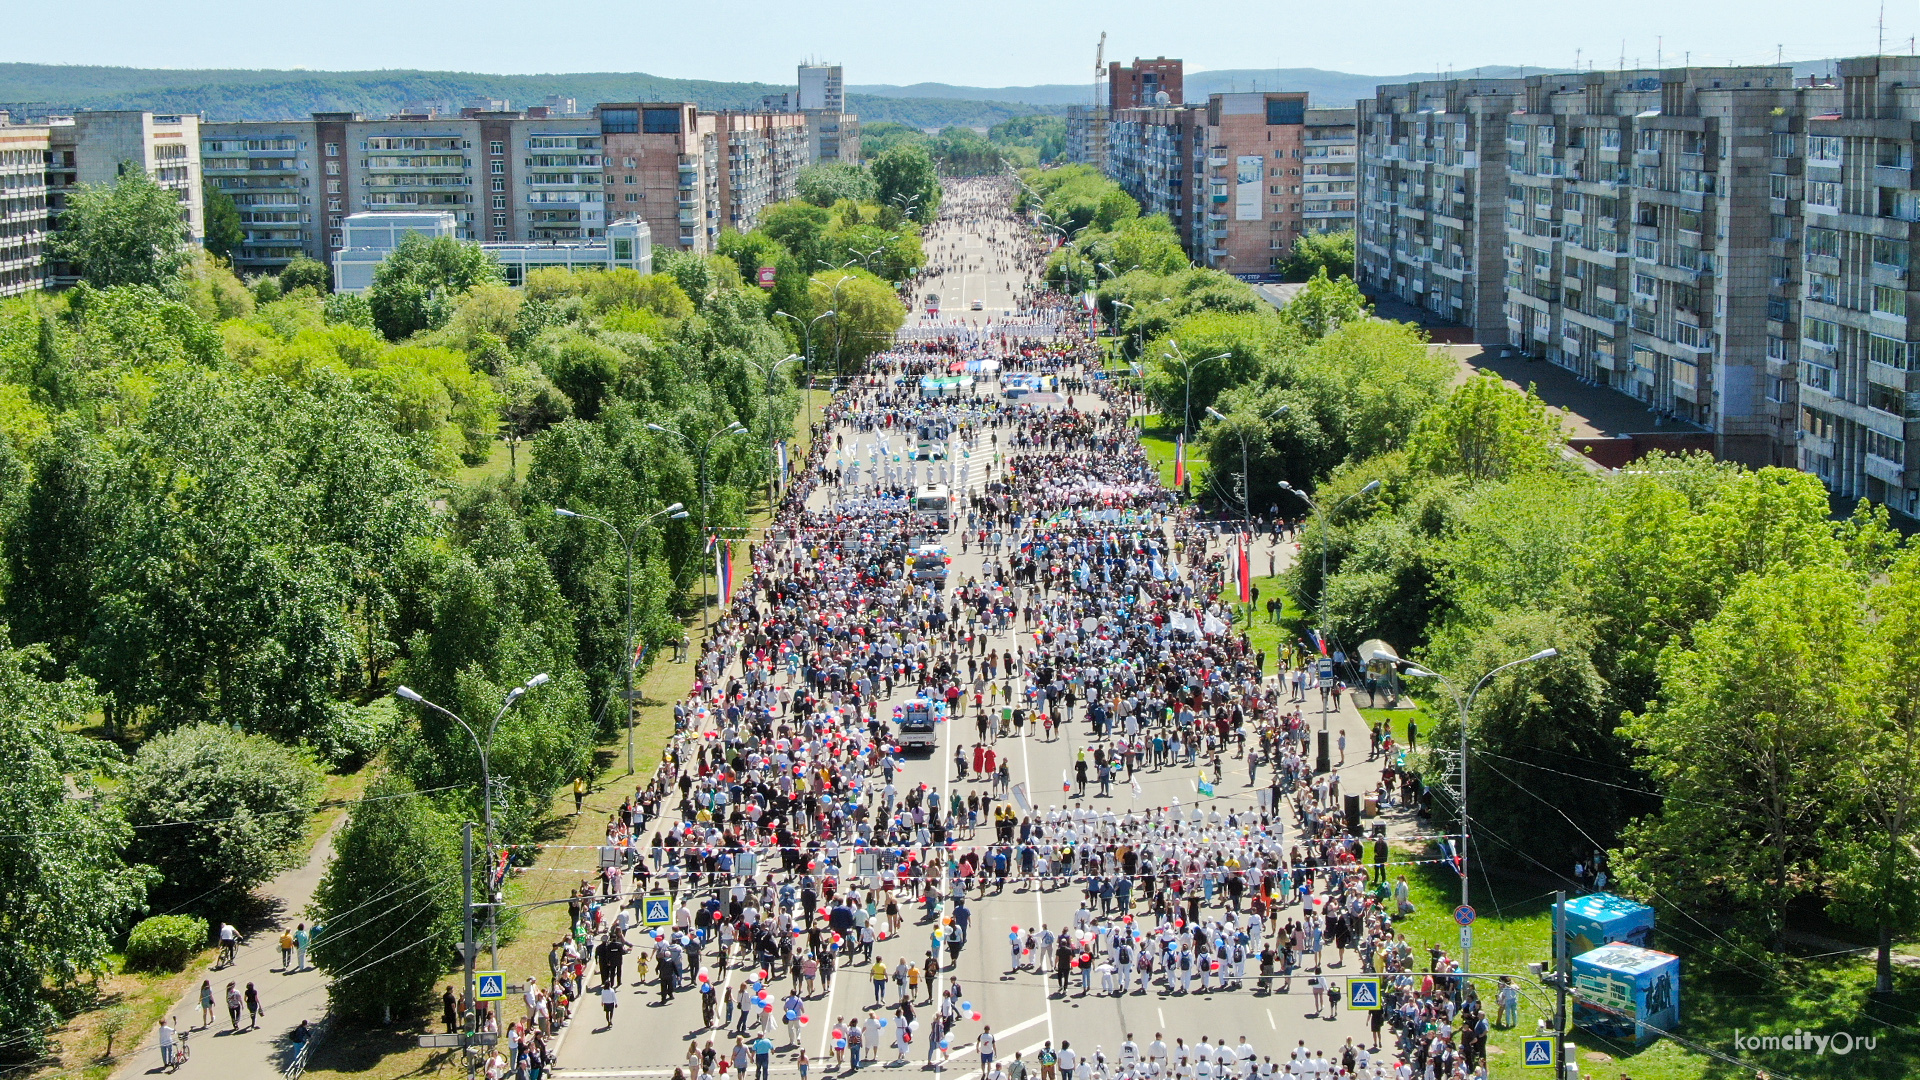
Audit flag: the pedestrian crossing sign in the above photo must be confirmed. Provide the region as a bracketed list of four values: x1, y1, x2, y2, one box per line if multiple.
[1345, 977, 1381, 1010]
[1522, 1038, 1553, 1068]
[476, 971, 506, 1001]
[643, 894, 671, 927]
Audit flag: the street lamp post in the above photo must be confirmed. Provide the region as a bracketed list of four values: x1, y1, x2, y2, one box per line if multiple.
[646, 422, 749, 630]
[1371, 648, 1560, 978]
[394, 672, 550, 1057]
[553, 504, 688, 774]
[743, 354, 803, 509]
[1161, 338, 1231, 446]
[1278, 478, 1380, 729]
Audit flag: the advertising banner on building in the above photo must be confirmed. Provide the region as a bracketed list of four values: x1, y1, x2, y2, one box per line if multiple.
[1235, 156, 1264, 221]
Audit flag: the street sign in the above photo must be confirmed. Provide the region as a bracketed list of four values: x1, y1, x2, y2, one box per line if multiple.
[599, 846, 620, 868]
[757, 266, 777, 289]
[417, 1032, 495, 1048]
[735, 851, 757, 879]
[1345, 977, 1381, 1010]
[417, 1033, 464, 1048]
[1459, 925, 1472, 952]
[643, 894, 671, 927]
[476, 971, 506, 1001]
[1521, 1038, 1554, 1068]
[856, 851, 879, 883]
[1454, 904, 1477, 927]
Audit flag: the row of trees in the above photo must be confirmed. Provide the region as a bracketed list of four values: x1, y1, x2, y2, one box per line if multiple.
[859, 119, 1066, 174]
[0, 157, 914, 1045]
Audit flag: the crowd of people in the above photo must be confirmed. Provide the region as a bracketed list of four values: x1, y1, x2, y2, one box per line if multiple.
[487, 178, 1508, 1080]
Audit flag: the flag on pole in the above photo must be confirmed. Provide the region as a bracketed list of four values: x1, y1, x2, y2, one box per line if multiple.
[1237, 533, 1252, 605]
[1173, 437, 1186, 488]
[704, 532, 717, 556]
[631, 642, 648, 669]
[775, 440, 789, 480]
[716, 539, 734, 604]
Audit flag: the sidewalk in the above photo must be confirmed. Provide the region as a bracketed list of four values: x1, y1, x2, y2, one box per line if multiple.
[114, 818, 344, 1079]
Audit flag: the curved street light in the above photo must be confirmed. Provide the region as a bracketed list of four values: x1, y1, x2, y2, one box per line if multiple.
[647, 421, 750, 629]
[553, 503, 687, 774]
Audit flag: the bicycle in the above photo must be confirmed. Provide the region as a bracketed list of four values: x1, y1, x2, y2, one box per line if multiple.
[171, 1029, 191, 1070]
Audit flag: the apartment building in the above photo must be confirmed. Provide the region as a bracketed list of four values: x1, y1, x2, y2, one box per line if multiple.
[1065, 105, 1109, 171]
[1301, 108, 1358, 236]
[802, 110, 861, 165]
[1794, 55, 1920, 514]
[204, 105, 603, 275]
[1356, 77, 1524, 335]
[332, 210, 651, 292]
[798, 64, 845, 112]
[1106, 104, 1203, 240]
[0, 117, 50, 297]
[717, 111, 808, 231]
[44, 110, 203, 285]
[1110, 57, 1184, 110]
[598, 103, 721, 253]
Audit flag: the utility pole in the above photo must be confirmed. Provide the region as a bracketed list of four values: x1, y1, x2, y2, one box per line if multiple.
[462, 821, 477, 1079]
[1554, 890, 1570, 1079]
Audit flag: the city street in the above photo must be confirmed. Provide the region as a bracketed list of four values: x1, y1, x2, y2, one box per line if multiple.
[554, 183, 1411, 1079]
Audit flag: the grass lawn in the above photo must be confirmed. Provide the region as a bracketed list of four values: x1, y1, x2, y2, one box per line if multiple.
[1141, 418, 1205, 492]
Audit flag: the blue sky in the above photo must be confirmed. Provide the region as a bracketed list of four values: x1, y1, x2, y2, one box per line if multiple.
[12, 0, 1919, 87]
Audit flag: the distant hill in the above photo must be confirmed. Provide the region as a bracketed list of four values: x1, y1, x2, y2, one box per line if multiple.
[857, 60, 1847, 111]
[0, 63, 1053, 130]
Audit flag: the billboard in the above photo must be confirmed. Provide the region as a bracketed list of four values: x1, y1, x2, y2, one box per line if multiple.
[1235, 156, 1264, 221]
[1562, 892, 1655, 958]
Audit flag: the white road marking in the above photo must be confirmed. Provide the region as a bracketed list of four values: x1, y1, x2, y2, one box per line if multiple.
[1267, 1009, 1276, 1030]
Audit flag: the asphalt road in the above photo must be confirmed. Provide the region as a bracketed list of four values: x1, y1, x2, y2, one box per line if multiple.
[555, 186, 1403, 1079]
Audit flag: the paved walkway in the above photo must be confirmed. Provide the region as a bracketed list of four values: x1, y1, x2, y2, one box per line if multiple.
[115, 818, 344, 1078]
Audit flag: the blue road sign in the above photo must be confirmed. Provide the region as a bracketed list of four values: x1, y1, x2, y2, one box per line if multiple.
[1522, 1038, 1554, 1068]
[1345, 977, 1381, 1010]
[1454, 904, 1477, 926]
[643, 894, 672, 927]
[476, 971, 506, 1001]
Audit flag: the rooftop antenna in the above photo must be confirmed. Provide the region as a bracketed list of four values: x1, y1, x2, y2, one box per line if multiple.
[1658, 36, 1663, 67]
[1576, 48, 1583, 72]
[1620, 40, 1627, 72]
[1878, 0, 1886, 55]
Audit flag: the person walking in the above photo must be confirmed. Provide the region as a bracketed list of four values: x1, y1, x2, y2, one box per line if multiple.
[159, 1017, 178, 1072]
[601, 983, 619, 1028]
[978, 1025, 997, 1071]
[294, 923, 311, 972]
[225, 981, 242, 1030]
[244, 982, 262, 1030]
[753, 1034, 774, 1080]
[198, 980, 214, 1029]
[279, 927, 295, 971]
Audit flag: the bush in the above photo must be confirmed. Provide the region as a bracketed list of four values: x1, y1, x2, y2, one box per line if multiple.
[121, 724, 325, 910]
[313, 699, 401, 770]
[124, 914, 208, 971]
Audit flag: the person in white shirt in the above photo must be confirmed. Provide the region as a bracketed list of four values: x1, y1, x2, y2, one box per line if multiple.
[1147, 1034, 1169, 1074]
[1057, 1043, 1078, 1076]
[978, 1027, 998, 1070]
[1119, 1037, 1139, 1069]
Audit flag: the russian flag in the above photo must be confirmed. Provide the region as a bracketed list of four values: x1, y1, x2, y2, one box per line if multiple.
[1174, 436, 1186, 488]
[716, 539, 734, 604]
[1309, 628, 1328, 657]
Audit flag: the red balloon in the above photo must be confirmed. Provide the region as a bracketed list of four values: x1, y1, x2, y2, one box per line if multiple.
[971, 1013, 981, 1021]
[801, 1016, 811, 1025]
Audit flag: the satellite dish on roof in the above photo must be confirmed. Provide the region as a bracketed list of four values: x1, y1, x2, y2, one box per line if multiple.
[1154, 90, 1172, 106]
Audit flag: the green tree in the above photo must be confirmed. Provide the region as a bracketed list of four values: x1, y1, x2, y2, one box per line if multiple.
[121, 723, 324, 910]
[0, 635, 153, 1054]
[202, 182, 245, 264]
[870, 143, 941, 223]
[48, 166, 193, 289]
[369, 232, 502, 341]
[280, 256, 332, 294]
[796, 162, 875, 207]
[1828, 547, 1920, 994]
[1616, 564, 1864, 952]
[1407, 372, 1565, 481]
[1277, 269, 1369, 340]
[809, 268, 906, 373]
[1282, 230, 1355, 281]
[308, 775, 462, 1021]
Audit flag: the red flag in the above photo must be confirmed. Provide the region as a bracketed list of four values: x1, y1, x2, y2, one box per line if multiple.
[1237, 534, 1252, 605]
[1174, 436, 1186, 488]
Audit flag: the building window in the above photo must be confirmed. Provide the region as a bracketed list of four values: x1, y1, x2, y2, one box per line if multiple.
[625, 174, 637, 184]
[492, 178, 505, 192]
[325, 143, 339, 157]
[494, 230, 508, 241]
[326, 198, 341, 211]
[325, 160, 339, 175]
[1873, 285, 1908, 317]
[643, 108, 682, 134]
[326, 180, 340, 194]
[329, 231, 342, 247]
[1808, 136, 1843, 163]
[491, 160, 505, 174]
[626, 192, 640, 202]
[492, 213, 507, 227]
[492, 195, 506, 209]
[490, 141, 504, 155]
[1806, 181, 1840, 209]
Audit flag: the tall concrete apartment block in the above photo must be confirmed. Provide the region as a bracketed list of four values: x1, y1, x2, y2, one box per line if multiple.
[597, 103, 721, 253]
[44, 111, 203, 285]
[797, 64, 844, 112]
[1110, 58, 1183, 110]
[1796, 56, 1920, 515]
[1065, 106, 1109, 171]
[716, 110, 808, 232]
[1106, 93, 1353, 271]
[0, 118, 50, 298]
[1357, 78, 1522, 335]
[204, 105, 603, 276]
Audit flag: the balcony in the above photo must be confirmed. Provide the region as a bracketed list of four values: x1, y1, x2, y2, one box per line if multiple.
[1867, 453, 1906, 486]
[1876, 164, 1912, 189]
